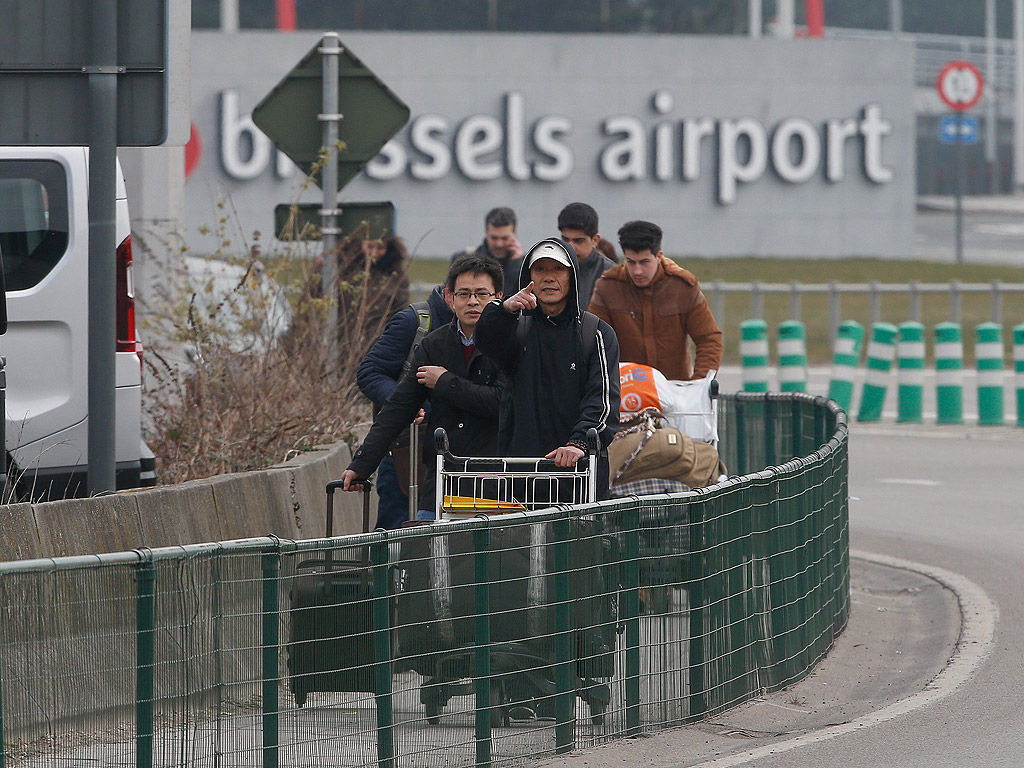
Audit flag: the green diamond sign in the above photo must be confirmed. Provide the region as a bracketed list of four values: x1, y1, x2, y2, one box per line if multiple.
[252, 39, 409, 189]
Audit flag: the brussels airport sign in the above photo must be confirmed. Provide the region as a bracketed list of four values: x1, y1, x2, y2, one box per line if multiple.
[220, 88, 894, 205]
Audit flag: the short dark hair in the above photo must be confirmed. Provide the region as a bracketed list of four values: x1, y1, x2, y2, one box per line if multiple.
[485, 206, 516, 230]
[618, 220, 663, 254]
[446, 253, 504, 295]
[557, 202, 599, 237]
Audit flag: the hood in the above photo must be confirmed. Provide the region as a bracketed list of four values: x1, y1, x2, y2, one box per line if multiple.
[518, 238, 583, 320]
[427, 284, 455, 326]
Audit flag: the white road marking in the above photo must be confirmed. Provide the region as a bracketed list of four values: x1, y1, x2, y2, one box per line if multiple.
[690, 550, 998, 768]
[877, 478, 943, 486]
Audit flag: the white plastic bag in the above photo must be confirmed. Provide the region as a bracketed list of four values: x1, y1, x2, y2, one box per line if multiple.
[619, 364, 718, 444]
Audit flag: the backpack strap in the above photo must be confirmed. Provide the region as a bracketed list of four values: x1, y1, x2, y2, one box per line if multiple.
[515, 311, 599, 360]
[402, 300, 432, 375]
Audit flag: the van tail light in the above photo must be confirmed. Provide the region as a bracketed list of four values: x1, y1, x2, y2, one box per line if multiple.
[116, 235, 139, 361]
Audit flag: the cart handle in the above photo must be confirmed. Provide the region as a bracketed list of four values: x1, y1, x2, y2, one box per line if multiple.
[434, 426, 601, 460]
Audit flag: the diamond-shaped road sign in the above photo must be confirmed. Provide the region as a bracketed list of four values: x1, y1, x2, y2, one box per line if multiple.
[252, 39, 409, 189]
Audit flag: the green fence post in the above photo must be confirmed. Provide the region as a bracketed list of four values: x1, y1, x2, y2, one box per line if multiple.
[740, 320, 769, 392]
[734, 399, 748, 476]
[777, 321, 807, 393]
[934, 322, 964, 424]
[261, 552, 281, 768]
[553, 514, 575, 753]
[896, 322, 925, 423]
[371, 539, 395, 768]
[827, 320, 863, 414]
[1014, 324, 1024, 427]
[975, 322, 1005, 425]
[473, 526, 492, 768]
[856, 322, 898, 422]
[0, 603, 4, 768]
[764, 395, 776, 468]
[687, 497, 706, 720]
[621, 503, 641, 735]
[136, 558, 156, 768]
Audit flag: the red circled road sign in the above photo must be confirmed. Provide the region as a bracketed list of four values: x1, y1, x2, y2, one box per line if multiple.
[936, 60, 984, 111]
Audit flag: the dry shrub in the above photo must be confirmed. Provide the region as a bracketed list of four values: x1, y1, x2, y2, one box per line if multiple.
[140, 230, 408, 485]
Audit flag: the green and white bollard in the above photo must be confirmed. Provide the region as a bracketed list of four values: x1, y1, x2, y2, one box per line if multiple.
[856, 322, 898, 423]
[975, 322, 1004, 426]
[777, 320, 807, 393]
[896, 321, 925, 423]
[1015, 324, 1024, 427]
[827, 320, 864, 414]
[740, 319, 769, 392]
[934, 322, 964, 425]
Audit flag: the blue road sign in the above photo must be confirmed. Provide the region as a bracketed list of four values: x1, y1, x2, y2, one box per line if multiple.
[939, 115, 979, 145]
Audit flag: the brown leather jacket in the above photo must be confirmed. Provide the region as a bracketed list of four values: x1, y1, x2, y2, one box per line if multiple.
[588, 255, 722, 381]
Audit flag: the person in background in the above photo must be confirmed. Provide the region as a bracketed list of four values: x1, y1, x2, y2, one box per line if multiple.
[589, 219, 722, 381]
[342, 255, 506, 519]
[556, 202, 616, 309]
[338, 233, 410, 341]
[356, 281, 453, 529]
[450, 206, 523, 296]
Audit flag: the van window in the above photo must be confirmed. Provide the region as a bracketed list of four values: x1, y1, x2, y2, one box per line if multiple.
[0, 160, 69, 292]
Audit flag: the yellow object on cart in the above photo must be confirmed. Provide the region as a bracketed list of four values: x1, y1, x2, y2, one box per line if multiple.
[442, 495, 527, 513]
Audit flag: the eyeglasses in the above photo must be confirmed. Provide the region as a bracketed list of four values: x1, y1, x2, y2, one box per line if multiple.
[452, 291, 496, 301]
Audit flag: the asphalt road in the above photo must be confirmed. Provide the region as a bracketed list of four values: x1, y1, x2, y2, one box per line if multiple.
[542, 422, 1024, 767]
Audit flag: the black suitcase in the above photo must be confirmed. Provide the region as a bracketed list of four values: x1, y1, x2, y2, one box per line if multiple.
[395, 517, 618, 724]
[287, 481, 388, 706]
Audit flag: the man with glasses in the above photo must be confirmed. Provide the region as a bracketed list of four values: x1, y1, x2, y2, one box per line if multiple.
[342, 255, 506, 520]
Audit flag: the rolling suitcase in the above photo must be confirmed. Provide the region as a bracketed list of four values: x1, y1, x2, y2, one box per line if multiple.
[287, 481, 389, 706]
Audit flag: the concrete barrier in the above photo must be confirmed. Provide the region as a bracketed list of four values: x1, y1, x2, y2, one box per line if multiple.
[0, 440, 361, 561]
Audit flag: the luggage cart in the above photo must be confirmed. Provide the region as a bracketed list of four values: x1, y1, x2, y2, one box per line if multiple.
[433, 427, 600, 518]
[395, 427, 617, 726]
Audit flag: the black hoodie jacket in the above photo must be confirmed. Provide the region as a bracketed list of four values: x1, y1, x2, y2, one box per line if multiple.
[475, 238, 620, 463]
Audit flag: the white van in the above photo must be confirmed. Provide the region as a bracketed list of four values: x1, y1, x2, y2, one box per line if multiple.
[0, 147, 155, 501]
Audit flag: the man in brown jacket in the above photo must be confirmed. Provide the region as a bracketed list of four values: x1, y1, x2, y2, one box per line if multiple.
[589, 220, 722, 381]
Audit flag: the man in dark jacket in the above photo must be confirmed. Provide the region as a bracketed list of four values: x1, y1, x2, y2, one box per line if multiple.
[450, 206, 523, 296]
[356, 284, 454, 528]
[557, 202, 616, 309]
[475, 238, 620, 500]
[343, 255, 506, 519]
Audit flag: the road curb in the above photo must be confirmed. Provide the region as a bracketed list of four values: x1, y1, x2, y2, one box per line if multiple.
[687, 550, 998, 767]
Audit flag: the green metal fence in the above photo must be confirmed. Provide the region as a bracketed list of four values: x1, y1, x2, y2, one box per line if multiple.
[0, 392, 848, 768]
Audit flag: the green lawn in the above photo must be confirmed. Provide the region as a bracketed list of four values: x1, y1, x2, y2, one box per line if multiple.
[407, 256, 1024, 364]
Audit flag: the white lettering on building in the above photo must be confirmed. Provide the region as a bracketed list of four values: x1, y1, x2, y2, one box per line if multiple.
[216, 88, 893, 204]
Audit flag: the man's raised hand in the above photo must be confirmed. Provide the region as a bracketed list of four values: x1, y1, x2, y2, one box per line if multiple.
[503, 280, 537, 313]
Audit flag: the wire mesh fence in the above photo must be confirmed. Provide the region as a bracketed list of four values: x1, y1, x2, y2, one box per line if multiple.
[0, 393, 849, 768]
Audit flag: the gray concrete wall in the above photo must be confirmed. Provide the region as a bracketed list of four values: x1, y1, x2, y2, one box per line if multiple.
[172, 31, 915, 260]
[0, 440, 368, 562]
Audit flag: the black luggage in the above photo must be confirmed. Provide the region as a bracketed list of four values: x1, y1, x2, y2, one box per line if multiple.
[395, 517, 618, 724]
[287, 481, 388, 706]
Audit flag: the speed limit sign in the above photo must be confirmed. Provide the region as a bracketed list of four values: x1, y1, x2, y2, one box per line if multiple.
[936, 60, 984, 111]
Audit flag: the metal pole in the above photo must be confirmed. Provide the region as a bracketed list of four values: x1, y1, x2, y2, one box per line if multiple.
[320, 34, 342, 373]
[749, 0, 762, 38]
[600, 0, 611, 32]
[986, 0, 998, 193]
[955, 111, 965, 264]
[1015, 0, 1024, 192]
[890, 0, 902, 35]
[774, 0, 795, 37]
[87, 0, 118, 495]
[261, 553, 281, 768]
[220, 0, 239, 33]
